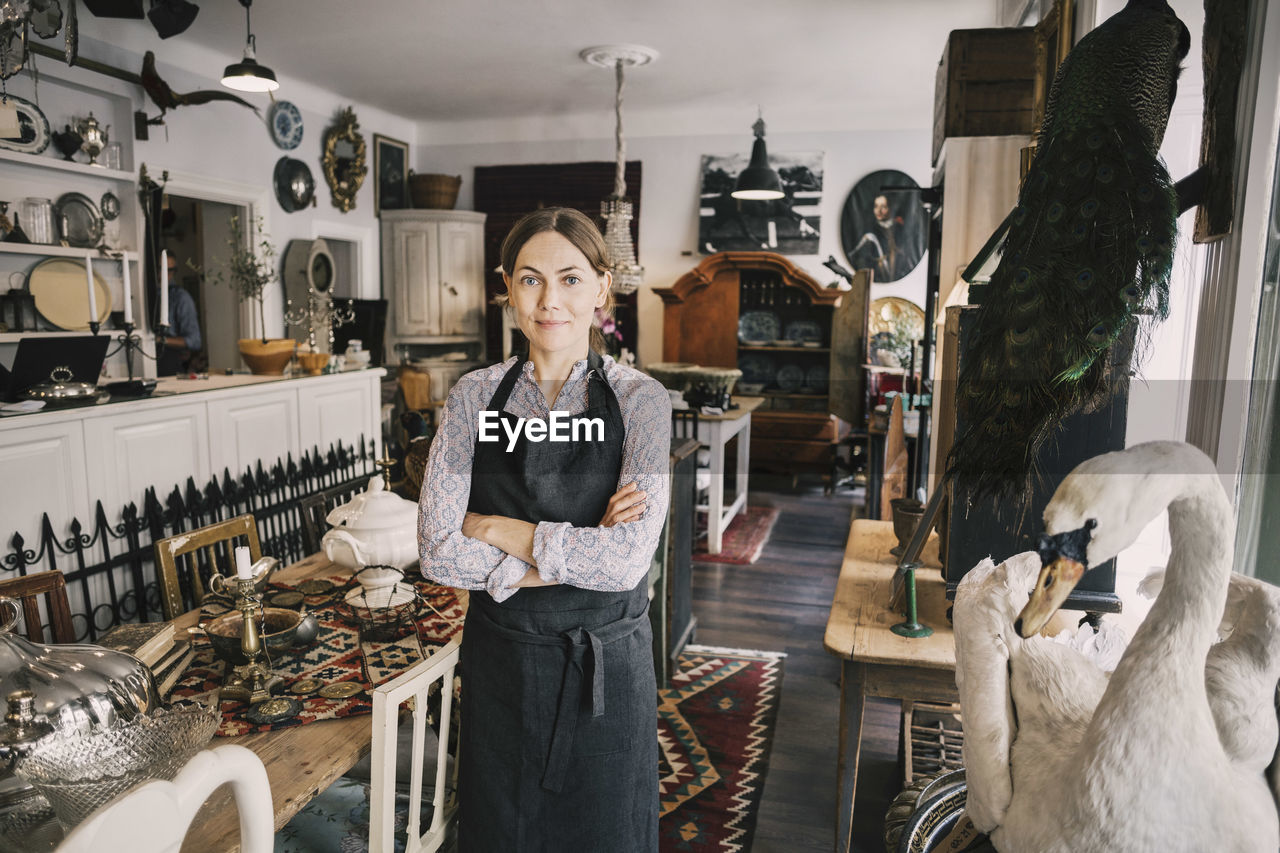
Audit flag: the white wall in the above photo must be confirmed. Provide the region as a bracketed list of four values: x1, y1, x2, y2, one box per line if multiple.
[3, 30, 419, 348]
[419, 127, 933, 367]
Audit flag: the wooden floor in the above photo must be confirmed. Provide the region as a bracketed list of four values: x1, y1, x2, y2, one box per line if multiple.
[690, 476, 901, 853]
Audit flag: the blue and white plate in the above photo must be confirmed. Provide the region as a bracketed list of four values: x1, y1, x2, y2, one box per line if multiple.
[737, 353, 775, 386]
[805, 364, 829, 393]
[268, 100, 304, 150]
[776, 364, 804, 392]
[738, 311, 780, 344]
[784, 319, 822, 344]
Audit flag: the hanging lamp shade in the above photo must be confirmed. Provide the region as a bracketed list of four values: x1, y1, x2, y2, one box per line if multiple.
[732, 116, 784, 200]
[221, 0, 277, 92]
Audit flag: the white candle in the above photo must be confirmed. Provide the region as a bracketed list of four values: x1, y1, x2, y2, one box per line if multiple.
[84, 253, 98, 323]
[121, 253, 133, 325]
[234, 546, 253, 580]
[159, 249, 169, 328]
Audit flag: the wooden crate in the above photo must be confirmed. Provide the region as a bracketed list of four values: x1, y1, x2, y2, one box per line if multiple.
[902, 700, 965, 785]
[933, 28, 1037, 165]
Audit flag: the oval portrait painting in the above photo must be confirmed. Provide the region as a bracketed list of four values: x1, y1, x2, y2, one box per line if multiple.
[840, 169, 926, 283]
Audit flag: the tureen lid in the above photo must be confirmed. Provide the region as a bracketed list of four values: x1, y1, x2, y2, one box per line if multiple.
[325, 475, 417, 530]
[23, 366, 97, 402]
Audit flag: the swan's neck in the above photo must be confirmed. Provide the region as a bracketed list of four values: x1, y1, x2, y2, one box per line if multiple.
[1136, 488, 1234, 662]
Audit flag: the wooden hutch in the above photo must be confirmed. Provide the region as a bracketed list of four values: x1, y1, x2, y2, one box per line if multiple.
[653, 252, 867, 473]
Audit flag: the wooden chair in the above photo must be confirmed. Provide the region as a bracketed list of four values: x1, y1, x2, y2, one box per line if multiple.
[57, 745, 273, 853]
[672, 409, 712, 497]
[369, 639, 461, 853]
[153, 514, 262, 620]
[0, 570, 75, 644]
[298, 475, 373, 554]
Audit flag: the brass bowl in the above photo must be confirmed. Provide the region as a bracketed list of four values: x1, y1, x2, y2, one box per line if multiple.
[297, 351, 329, 375]
[205, 607, 306, 665]
[238, 338, 296, 375]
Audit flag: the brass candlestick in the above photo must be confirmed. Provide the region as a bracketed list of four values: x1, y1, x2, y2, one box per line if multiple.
[220, 577, 282, 704]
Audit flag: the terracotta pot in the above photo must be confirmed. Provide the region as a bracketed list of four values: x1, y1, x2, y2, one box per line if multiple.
[297, 351, 329, 375]
[238, 338, 296, 375]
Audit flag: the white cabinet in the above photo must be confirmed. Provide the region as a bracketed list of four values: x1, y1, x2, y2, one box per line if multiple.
[381, 210, 487, 345]
[206, 389, 300, 477]
[0, 420, 90, 547]
[84, 402, 211, 514]
[297, 379, 377, 454]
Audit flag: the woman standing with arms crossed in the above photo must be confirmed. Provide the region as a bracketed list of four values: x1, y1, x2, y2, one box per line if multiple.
[419, 207, 670, 851]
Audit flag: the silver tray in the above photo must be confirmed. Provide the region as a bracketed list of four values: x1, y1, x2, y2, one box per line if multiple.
[53, 193, 103, 249]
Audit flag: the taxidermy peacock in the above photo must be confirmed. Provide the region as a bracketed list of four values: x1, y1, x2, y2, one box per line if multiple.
[945, 0, 1190, 500]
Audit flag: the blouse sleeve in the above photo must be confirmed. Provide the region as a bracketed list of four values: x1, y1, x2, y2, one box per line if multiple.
[530, 376, 672, 591]
[417, 375, 531, 602]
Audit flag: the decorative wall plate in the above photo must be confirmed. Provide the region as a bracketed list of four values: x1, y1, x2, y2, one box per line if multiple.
[274, 156, 315, 213]
[783, 319, 822, 343]
[99, 191, 120, 221]
[805, 363, 829, 393]
[27, 256, 111, 330]
[738, 310, 780, 344]
[53, 191, 103, 248]
[268, 100, 303, 150]
[0, 95, 50, 154]
[776, 363, 804, 392]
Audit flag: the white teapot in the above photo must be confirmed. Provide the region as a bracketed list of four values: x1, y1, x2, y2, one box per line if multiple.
[321, 471, 418, 576]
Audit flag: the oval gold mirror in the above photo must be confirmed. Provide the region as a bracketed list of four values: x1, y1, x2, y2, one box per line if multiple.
[322, 107, 367, 213]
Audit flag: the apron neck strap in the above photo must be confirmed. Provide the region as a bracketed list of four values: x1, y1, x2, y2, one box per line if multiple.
[489, 349, 608, 412]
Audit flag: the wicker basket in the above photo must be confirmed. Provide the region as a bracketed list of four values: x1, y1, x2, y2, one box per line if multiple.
[408, 173, 462, 210]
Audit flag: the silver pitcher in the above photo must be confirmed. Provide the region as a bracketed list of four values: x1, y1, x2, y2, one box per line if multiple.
[74, 113, 110, 168]
[0, 596, 160, 809]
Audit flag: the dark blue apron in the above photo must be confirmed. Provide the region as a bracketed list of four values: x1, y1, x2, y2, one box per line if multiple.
[458, 350, 659, 852]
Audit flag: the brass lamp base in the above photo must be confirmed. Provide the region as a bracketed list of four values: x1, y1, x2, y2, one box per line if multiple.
[221, 660, 283, 704]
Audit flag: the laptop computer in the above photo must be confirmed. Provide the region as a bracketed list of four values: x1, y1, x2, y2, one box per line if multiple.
[2, 335, 111, 403]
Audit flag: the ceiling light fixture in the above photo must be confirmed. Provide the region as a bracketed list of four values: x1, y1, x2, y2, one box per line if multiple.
[221, 0, 276, 93]
[581, 44, 657, 297]
[732, 110, 784, 200]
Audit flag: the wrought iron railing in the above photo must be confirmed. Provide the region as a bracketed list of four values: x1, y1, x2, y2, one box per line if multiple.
[1, 438, 376, 642]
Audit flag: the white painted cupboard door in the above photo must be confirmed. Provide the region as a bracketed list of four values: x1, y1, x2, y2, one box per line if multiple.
[391, 219, 441, 337]
[206, 390, 300, 478]
[297, 381, 378, 458]
[438, 220, 483, 337]
[0, 421, 90, 547]
[84, 404, 211, 514]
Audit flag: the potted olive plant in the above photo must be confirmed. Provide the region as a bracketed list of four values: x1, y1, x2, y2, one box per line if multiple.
[203, 214, 295, 374]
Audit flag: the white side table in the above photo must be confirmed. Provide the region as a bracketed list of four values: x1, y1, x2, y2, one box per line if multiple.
[695, 396, 764, 553]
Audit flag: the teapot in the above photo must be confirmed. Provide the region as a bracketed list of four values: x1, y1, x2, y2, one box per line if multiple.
[321, 466, 418, 574]
[75, 112, 110, 167]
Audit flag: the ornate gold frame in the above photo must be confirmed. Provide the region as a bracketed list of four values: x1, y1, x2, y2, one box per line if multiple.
[322, 107, 367, 213]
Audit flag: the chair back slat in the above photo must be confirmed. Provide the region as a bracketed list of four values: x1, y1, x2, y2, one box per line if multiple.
[0, 570, 75, 644]
[154, 515, 262, 620]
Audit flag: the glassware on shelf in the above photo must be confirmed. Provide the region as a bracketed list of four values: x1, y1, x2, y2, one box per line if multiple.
[16, 198, 55, 245]
[102, 142, 123, 171]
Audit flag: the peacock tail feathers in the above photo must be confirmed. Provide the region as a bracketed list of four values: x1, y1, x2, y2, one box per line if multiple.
[945, 0, 1186, 501]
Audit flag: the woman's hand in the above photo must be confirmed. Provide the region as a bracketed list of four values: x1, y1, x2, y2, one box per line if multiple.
[600, 482, 647, 527]
[461, 512, 489, 540]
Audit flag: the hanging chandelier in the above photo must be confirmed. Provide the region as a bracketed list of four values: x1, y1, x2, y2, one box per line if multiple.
[581, 44, 657, 296]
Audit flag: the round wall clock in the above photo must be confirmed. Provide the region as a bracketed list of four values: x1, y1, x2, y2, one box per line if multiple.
[283, 238, 335, 294]
[268, 100, 303, 150]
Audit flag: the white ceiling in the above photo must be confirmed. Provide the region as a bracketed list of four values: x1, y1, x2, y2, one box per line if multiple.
[86, 0, 1001, 139]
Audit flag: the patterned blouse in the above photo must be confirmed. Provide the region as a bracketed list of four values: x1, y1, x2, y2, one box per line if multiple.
[418, 354, 672, 602]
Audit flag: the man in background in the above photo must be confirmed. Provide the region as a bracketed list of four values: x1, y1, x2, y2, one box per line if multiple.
[157, 253, 202, 376]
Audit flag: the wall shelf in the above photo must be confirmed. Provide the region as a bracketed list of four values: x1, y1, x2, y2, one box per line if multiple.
[0, 330, 105, 343]
[0, 244, 136, 260]
[0, 148, 135, 183]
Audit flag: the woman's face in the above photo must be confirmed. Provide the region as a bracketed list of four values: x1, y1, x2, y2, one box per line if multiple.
[505, 230, 610, 358]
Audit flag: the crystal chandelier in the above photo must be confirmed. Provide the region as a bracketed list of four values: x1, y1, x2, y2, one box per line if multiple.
[581, 45, 657, 296]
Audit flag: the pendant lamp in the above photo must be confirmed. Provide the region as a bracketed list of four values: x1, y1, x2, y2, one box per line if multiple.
[581, 44, 657, 296]
[221, 0, 277, 93]
[732, 112, 784, 200]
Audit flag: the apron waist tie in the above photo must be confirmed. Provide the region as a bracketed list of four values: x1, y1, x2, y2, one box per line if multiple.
[472, 604, 648, 792]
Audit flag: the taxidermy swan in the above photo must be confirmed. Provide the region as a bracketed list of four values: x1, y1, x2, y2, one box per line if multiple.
[962, 441, 1280, 852]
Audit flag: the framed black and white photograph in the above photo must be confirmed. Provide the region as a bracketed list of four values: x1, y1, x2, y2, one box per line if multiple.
[373, 134, 409, 214]
[698, 151, 823, 255]
[840, 169, 926, 283]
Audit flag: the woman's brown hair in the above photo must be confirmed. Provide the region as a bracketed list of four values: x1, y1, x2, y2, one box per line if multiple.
[499, 207, 614, 353]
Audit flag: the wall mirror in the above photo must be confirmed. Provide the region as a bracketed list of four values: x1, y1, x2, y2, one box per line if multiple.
[322, 107, 367, 213]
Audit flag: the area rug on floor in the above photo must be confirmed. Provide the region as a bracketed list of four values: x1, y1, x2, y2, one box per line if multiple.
[693, 506, 780, 565]
[659, 644, 786, 853]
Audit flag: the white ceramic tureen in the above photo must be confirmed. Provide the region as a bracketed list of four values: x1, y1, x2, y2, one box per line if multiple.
[321, 474, 418, 580]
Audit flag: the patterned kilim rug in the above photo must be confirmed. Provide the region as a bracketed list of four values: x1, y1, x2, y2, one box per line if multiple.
[693, 506, 780, 565]
[659, 644, 785, 853]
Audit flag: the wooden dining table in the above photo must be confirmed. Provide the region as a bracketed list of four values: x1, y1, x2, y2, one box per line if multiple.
[178, 553, 468, 853]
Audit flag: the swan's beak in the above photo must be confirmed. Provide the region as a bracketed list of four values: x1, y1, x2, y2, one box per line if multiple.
[1016, 556, 1085, 637]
